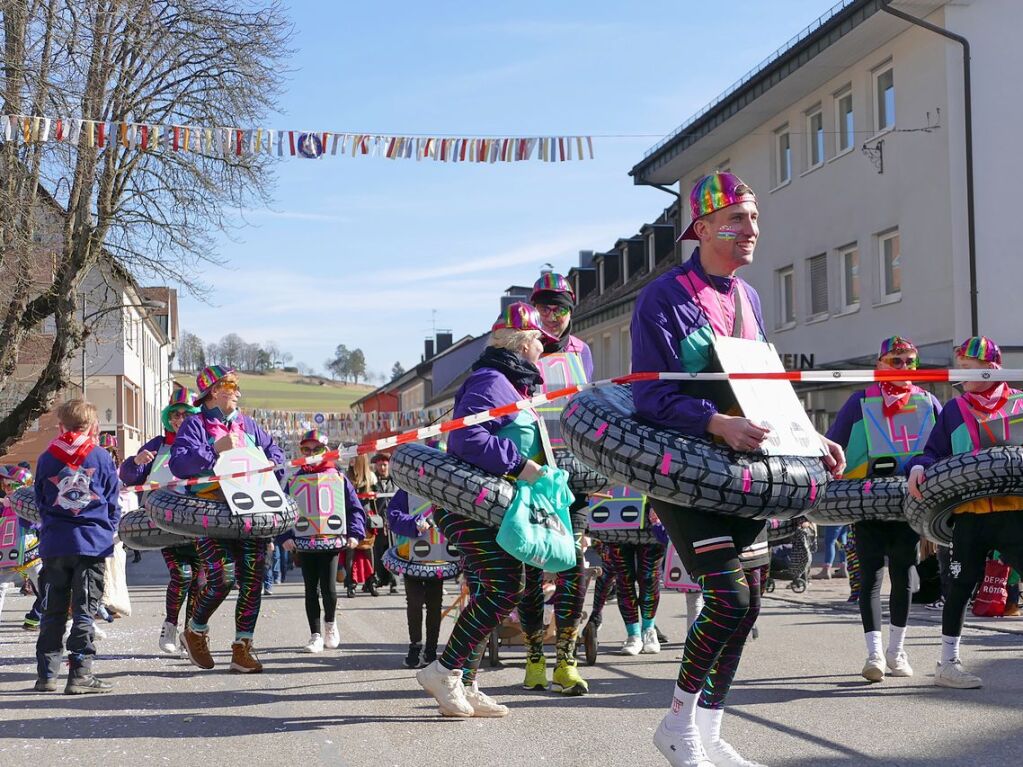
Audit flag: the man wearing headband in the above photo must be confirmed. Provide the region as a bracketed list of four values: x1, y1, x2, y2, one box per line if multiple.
[827, 337, 941, 683]
[632, 172, 844, 767]
[908, 336, 1023, 690]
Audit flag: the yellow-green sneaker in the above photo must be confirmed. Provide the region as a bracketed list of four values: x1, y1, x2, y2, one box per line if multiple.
[523, 656, 548, 690]
[552, 659, 588, 696]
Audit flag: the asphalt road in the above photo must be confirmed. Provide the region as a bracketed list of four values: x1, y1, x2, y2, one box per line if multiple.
[0, 556, 1020, 767]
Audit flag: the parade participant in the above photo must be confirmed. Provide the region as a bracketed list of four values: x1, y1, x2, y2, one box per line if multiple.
[907, 337, 1023, 689]
[611, 520, 669, 655]
[0, 465, 44, 631]
[33, 399, 121, 694]
[119, 386, 203, 654]
[345, 454, 378, 597]
[517, 272, 594, 695]
[370, 453, 399, 594]
[827, 336, 940, 682]
[416, 302, 556, 718]
[278, 430, 364, 653]
[171, 366, 286, 674]
[631, 172, 844, 767]
[387, 489, 446, 668]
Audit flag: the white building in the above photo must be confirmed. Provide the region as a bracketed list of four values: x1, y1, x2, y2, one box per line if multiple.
[579, 0, 1019, 421]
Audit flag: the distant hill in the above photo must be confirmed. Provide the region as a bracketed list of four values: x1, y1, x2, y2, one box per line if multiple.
[173, 370, 373, 412]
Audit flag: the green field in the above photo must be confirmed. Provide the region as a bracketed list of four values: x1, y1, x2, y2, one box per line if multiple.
[173, 371, 372, 412]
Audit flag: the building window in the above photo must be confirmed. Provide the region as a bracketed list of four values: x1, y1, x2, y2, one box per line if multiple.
[124, 312, 134, 350]
[875, 66, 895, 132]
[619, 327, 630, 375]
[839, 245, 860, 309]
[836, 89, 854, 153]
[878, 229, 901, 299]
[808, 254, 828, 317]
[775, 127, 791, 186]
[123, 381, 139, 429]
[601, 334, 612, 378]
[777, 266, 795, 326]
[807, 109, 825, 168]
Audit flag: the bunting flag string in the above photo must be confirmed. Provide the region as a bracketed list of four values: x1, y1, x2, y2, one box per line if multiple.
[0, 113, 594, 163]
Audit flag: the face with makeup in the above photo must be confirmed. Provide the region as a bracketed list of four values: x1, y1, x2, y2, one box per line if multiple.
[694, 201, 759, 277]
[956, 354, 997, 393]
[877, 351, 918, 389]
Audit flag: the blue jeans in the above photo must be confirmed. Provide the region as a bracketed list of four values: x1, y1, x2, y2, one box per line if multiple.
[822, 525, 848, 567]
[263, 547, 280, 589]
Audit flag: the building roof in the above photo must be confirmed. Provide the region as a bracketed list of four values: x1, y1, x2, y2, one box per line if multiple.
[629, 0, 944, 186]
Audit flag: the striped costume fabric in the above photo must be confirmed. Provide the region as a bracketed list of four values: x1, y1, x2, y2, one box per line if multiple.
[189, 538, 264, 639]
[161, 542, 202, 627]
[434, 508, 522, 683]
[589, 550, 616, 623]
[602, 542, 665, 625]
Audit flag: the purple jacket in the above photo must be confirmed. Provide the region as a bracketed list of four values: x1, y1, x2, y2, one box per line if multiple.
[447, 367, 529, 476]
[630, 250, 766, 435]
[169, 410, 286, 482]
[35, 447, 121, 559]
[904, 398, 982, 474]
[277, 467, 367, 543]
[118, 435, 166, 486]
[386, 489, 425, 539]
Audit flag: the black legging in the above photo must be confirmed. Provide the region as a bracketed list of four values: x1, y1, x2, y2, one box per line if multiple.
[404, 575, 444, 651]
[855, 520, 919, 632]
[300, 550, 340, 633]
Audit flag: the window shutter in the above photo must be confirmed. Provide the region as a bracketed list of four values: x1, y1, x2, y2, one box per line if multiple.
[809, 255, 828, 316]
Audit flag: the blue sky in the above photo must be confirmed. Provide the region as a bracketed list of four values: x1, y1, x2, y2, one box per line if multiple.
[178, 0, 841, 381]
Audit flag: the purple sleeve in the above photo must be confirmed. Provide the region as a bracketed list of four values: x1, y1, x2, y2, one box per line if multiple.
[447, 371, 526, 476]
[387, 490, 424, 539]
[579, 342, 594, 380]
[826, 392, 865, 448]
[118, 436, 166, 485]
[630, 281, 717, 435]
[169, 415, 216, 479]
[905, 404, 958, 475]
[343, 475, 366, 539]
[243, 415, 287, 482]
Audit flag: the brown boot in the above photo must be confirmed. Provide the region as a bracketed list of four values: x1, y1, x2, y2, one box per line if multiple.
[183, 627, 215, 670]
[230, 639, 263, 674]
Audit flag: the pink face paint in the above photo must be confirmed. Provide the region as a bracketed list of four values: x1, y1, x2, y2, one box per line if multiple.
[716, 226, 740, 241]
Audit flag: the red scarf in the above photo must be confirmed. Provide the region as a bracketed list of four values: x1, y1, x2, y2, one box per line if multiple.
[164, 430, 176, 446]
[47, 431, 97, 469]
[879, 382, 914, 418]
[962, 383, 1009, 418]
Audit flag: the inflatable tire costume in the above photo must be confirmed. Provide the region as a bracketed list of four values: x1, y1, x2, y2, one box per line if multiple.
[146, 488, 297, 539]
[807, 478, 907, 525]
[118, 508, 196, 550]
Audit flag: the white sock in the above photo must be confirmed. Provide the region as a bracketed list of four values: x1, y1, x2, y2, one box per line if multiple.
[663, 685, 700, 735]
[685, 592, 704, 633]
[695, 706, 723, 745]
[940, 634, 961, 664]
[889, 624, 907, 654]
[865, 630, 883, 657]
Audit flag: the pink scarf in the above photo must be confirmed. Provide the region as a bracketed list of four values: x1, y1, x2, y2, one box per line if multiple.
[962, 383, 1009, 418]
[201, 413, 245, 442]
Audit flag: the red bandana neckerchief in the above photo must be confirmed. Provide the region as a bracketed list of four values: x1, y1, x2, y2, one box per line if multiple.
[879, 382, 914, 418]
[164, 431, 176, 446]
[47, 431, 97, 470]
[962, 383, 1009, 419]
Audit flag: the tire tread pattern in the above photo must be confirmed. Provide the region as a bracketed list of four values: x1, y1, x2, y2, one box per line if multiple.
[806, 478, 907, 525]
[145, 488, 297, 539]
[118, 508, 195, 550]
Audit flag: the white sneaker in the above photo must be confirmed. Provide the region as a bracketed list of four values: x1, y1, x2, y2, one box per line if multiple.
[416, 660, 474, 717]
[323, 621, 340, 650]
[652, 719, 715, 767]
[641, 627, 661, 654]
[620, 635, 643, 656]
[934, 659, 982, 689]
[463, 681, 509, 717]
[303, 633, 324, 654]
[159, 621, 178, 654]
[886, 650, 913, 677]
[705, 739, 769, 767]
[861, 654, 885, 682]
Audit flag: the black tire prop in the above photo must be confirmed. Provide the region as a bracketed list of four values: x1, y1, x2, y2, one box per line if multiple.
[381, 547, 461, 580]
[904, 446, 1023, 545]
[118, 508, 195, 550]
[9, 486, 40, 525]
[807, 478, 907, 525]
[560, 384, 829, 520]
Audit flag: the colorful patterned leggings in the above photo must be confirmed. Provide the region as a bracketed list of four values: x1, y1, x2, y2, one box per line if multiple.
[677, 565, 762, 710]
[435, 509, 522, 683]
[590, 553, 615, 624]
[602, 542, 665, 625]
[845, 527, 861, 598]
[161, 543, 202, 627]
[189, 537, 264, 640]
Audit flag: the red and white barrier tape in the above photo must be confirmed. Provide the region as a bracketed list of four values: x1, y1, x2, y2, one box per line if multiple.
[122, 367, 1023, 493]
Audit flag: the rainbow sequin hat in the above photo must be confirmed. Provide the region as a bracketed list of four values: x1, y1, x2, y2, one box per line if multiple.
[491, 302, 558, 343]
[878, 336, 917, 360]
[678, 172, 757, 242]
[530, 272, 576, 307]
[162, 386, 199, 431]
[300, 429, 328, 447]
[955, 336, 1002, 365]
[98, 433, 118, 449]
[194, 365, 236, 404]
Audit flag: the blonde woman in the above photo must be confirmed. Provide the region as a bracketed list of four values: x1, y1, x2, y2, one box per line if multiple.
[344, 453, 378, 597]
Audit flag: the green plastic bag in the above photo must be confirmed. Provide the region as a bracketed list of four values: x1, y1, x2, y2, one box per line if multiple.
[496, 466, 576, 572]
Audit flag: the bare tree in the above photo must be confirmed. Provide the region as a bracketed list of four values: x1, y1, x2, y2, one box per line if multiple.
[0, 0, 292, 452]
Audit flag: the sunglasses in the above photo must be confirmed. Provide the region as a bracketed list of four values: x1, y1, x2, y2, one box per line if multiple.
[534, 304, 570, 318]
[883, 356, 919, 370]
[214, 381, 241, 394]
[299, 445, 325, 456]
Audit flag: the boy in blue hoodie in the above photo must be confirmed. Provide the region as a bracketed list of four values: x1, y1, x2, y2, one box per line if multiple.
[33, 399, 121, 694]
